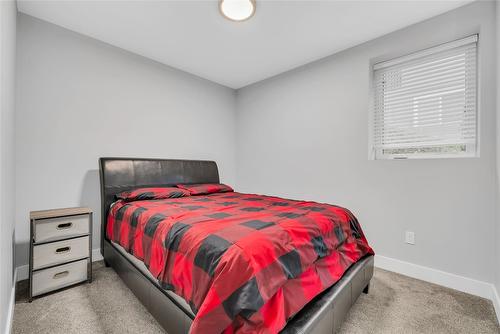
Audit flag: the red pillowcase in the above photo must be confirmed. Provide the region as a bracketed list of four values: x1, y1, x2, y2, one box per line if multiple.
[176, 183, 234, 195]
[116, 187, 190, 201]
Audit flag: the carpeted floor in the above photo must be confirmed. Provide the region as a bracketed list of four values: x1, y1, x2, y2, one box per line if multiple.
[14, 262, 499, 334]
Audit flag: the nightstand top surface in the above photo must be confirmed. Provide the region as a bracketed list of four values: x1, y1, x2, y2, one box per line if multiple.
[30, 207, 92, 220]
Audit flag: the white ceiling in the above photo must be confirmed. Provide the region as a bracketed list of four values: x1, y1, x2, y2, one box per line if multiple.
[18, 0, 474, 89]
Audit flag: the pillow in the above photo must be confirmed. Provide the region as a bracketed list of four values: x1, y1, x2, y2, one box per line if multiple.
[176, 183, 234, 195]
[116, 187, 190, 201]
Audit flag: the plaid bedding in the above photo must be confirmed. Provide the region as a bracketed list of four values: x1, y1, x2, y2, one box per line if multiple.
[116, 187, 190, 201]
[107, 191, 373, 333]
[177, 183, 234, 195]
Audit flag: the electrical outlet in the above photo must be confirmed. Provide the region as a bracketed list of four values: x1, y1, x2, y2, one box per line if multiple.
[405, 231, 415, 245]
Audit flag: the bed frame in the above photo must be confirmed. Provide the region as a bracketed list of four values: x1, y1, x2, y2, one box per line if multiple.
[99, 157, 373, 334]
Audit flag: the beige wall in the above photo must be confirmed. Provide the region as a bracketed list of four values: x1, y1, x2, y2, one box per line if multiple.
[15, 14, 237, 270]
[495, 0, 500, 297]
[236, 1, 497, 284]
[0, 0, 17, 332]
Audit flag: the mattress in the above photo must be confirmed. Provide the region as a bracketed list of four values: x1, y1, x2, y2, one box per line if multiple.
[107, 190, 373, 333]
[111, 240, 194, 317]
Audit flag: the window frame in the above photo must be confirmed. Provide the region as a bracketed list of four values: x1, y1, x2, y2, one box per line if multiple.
[369, 35, 479, 160]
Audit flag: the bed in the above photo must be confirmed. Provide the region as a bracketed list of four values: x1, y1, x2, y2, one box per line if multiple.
[99, 157, 374, 334]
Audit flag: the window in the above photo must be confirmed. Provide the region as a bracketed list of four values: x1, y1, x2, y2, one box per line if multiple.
[371, 35, 478, 159]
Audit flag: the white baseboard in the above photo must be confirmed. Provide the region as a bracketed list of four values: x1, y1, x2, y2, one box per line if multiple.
[16, 265, 28, 282]
[16, 248, 103, 282]
[375, 255, 500, 323]
[92, 248, 103, 262]
[492, 285, 500, 324]
[375, 255, 493, 299]
[4, 269, 17, 334]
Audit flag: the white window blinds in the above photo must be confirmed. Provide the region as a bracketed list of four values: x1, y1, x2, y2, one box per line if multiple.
[372, 35, 478, 159]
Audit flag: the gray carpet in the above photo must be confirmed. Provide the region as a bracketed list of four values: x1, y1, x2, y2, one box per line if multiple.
[14, 262, 499, 334]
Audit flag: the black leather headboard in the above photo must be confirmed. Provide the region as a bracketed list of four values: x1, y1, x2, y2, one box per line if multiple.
[99, 157, 220, 253]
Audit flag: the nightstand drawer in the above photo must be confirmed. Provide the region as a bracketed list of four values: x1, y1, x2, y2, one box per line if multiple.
[34, 214, 89, 243]
[32, 259, 88, 297]
[33, 236, 89, 270]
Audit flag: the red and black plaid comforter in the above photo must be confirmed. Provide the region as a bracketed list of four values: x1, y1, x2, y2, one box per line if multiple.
[107, 192, 373, 333]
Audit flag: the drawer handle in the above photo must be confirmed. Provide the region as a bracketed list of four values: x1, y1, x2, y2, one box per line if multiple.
[53, 271, 69, 279]
[55, 246, 71, 254]
[57, 222, 73, 230]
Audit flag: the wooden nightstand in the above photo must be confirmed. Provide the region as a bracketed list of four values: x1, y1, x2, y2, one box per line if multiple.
[29, 207, 93, 301]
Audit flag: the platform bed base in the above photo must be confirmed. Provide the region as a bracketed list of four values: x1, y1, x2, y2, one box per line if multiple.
[103, 240, 373, 334]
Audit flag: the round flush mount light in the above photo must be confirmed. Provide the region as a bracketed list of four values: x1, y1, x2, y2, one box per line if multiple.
[219, 0, 256, 22]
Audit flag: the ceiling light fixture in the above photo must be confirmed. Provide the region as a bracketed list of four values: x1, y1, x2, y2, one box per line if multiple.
[219, 0, 256, 22]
